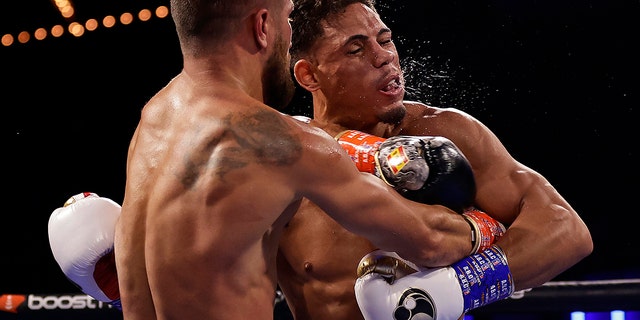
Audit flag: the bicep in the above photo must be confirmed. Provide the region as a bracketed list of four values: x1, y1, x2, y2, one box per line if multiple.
[455, 117, 564, 224]
[439, 113, 529, 222]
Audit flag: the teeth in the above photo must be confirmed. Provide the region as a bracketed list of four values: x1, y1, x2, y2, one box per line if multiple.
[383, 80, 398, 91]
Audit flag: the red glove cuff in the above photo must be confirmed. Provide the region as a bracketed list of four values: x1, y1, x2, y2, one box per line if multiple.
[463, 208, 506, 254]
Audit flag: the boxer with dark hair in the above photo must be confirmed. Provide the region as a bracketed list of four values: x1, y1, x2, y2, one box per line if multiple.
[47, 0, 510, 318]
[275, 1, 593, 319]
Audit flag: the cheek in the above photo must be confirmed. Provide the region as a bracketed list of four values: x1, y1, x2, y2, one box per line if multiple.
[333, 62, 367, 83]
[318, 61, 375, 95]
[336, 66, 375, 93]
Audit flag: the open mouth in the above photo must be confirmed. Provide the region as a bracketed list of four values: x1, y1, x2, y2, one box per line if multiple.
[380, 76, 404, 94]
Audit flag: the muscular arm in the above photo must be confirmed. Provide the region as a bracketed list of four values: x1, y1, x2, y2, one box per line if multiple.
[479, 162, 592, 290]
[401, 102, 593, 290]
[288, 118, 474, 267]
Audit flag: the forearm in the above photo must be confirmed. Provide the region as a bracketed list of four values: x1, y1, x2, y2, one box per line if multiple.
[339, 192, 472, 267]
[353, 186, 506, 268]
[395, 204, 474, 268]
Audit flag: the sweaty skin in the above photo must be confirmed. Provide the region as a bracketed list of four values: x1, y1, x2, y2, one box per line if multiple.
[114, 1, 480, 319]
[277, 2, 593, 319]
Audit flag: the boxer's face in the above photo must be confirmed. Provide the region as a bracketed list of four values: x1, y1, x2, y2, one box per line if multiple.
[308, 3, 406, 126]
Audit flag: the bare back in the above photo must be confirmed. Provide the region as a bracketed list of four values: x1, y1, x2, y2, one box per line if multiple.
[115, 72, 307, 320]
[115, 69, 480, 319]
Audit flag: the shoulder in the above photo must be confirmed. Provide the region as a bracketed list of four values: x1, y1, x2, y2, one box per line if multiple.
[400, 100, 483, 137]
[282, 114, 345, 158]
[398, 100, 510, 171]
[280, 113, 360, 182]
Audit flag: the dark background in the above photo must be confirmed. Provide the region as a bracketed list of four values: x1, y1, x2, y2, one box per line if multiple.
[1, 0, 638, 297]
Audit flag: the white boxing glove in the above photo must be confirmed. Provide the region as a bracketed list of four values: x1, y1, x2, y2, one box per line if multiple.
[354, 247, 514, 320]
[48, 192, 122, 310]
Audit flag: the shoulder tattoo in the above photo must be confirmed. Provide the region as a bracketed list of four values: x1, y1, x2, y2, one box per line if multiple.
[232, 110, 303, 165]
[180, 110, 303, 188]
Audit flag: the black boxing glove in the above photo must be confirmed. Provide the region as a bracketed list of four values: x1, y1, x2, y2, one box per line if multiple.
[336, 130, 475, 213]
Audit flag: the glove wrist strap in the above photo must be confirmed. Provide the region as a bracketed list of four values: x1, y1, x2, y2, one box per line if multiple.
[452, 246, 514, 312]
[463, 214, 480, 254]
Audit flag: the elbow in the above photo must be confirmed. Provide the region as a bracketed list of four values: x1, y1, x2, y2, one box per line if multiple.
[563, 216, 593, 264]
[555, 205, 594, 263]
[577, 224, 594, 260]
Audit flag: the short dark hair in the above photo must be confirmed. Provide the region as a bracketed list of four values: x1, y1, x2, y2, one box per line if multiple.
[290, 0, 376, 64]
[170, 0, 252, 52]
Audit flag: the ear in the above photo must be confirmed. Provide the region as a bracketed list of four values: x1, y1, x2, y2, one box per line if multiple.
[254, 9, 269, 50]
[293, 59, 320, 92]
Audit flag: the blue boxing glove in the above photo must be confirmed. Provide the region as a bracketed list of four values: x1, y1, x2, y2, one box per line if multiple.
[354, 247, 513, 320]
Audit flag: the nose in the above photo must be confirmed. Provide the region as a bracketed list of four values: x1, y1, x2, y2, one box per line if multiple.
[371, 45, 395, 68]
